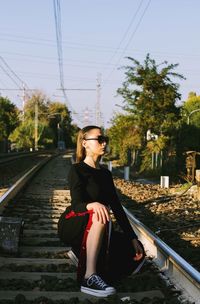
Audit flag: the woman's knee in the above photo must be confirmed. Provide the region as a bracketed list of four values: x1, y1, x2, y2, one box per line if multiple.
[91, 216, 107, 231]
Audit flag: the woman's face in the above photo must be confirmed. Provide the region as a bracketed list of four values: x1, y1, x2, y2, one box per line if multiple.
[83, 128, 108, 157]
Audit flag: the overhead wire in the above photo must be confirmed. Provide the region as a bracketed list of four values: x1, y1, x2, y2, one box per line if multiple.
[53, 0, 82, 124]
[2, 34, 200, 59]
[53, 0, 64, 88]
[0, 56, 33, 113]
[0, 62, 22, 89]
[105, 0, 144, 66]
[103, 0, 152, 87]
[116, 0, 152, 64]
[0, 56, 29, 90]
[0, 78, 8, 89]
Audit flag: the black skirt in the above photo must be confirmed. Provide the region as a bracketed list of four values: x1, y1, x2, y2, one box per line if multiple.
[57, 206, 89, 251]
[58, 207, 145, 283]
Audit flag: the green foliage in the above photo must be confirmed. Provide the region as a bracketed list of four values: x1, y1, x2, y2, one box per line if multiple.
[117, 54, 185, 141]
[146, 135, 169, 153]
[0, 96, 19, 140]
[70, 124, 80, 147]
[181, 92, 200, 127]
[24, 92, 49, 120]
[173, 102, 200, 176]
[107, 114, 141, 164]
[139, 147, 152, 173]
[48, 101, 73, 148]
[110, 54, 187, 175]
[176, 123, 200, 152]
[9, 119, 47, 150]
[8, 92, 78, 150]
[138, 135, 168, 173]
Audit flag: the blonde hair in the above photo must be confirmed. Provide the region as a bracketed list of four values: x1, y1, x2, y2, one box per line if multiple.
[76, 125, 101, 163]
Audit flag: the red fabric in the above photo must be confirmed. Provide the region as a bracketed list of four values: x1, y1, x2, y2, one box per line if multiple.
[65, 209, 109, 282]
[64, 209, 94, 282]
[65, 210, 92, 219]
[77, 211, 94, 282]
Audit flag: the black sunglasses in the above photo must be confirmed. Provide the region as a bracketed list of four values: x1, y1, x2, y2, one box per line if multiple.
[84, 135, 109, 144]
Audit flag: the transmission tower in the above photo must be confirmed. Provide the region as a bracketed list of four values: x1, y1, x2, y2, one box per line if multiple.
[95, 73, 103, 127]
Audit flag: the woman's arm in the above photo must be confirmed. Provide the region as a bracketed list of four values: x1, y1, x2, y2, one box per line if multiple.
[68, 165, 88, 212]
[107, 171, 144, 259]
[107, 171, 138, 240]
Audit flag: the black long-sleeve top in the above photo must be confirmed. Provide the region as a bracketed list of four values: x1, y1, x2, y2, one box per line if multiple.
[68, 161, 137, 240]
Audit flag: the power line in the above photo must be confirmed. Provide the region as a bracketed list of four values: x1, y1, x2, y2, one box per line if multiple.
[0, 62, 21, 89]
[105, 0, 144, 66]
[103, 0, 152, 87]
[0, 56, 29, 89]
[53, 0, 82, 123]
[117, 0, 152, 63]
[0, 56, 32, 119]
[53, 0, 93, 126]
[57, 88, 96, 91]
[53, 0, 64, 88]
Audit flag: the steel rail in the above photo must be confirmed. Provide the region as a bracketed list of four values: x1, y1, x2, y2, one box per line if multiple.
[0, 151, 37, 157]
[0, 151, 48, 164]
[0, 154, 56, 214]
[124, 207, 200, 304]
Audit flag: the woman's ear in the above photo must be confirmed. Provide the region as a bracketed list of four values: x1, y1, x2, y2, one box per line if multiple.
[82, 139, 86, 148]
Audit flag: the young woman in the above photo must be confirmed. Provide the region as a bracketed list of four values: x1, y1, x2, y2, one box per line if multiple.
[58, 125, 145, 298]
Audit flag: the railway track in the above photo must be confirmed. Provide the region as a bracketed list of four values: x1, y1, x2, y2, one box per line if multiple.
[0, 151, 56, 198]
[0, 152, 199, 303]
[0, 151, 42, 165]
[113, 177, 200, 272]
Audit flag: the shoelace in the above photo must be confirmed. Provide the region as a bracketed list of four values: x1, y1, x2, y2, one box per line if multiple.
[87, 275, 108, 289]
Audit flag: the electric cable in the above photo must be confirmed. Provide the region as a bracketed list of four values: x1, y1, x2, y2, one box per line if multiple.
[0, 62, 22, 89]
[105, 0, 144, 66]
[0, 56, 29, 89]
[53, 0, 82, 124]
[103, 0, 152, 87]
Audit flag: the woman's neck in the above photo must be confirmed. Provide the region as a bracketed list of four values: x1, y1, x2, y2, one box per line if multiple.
[84, 156, 100, 169]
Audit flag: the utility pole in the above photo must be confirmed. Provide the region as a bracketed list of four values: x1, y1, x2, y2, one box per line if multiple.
[34, 101, 38, 151]
[0, 88, 36, 122]
[22, 83, 26, 122]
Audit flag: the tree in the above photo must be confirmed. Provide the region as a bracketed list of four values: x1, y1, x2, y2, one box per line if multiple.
[0, 97, 19, 152]
[107, 114, 141, 165]
[24, 91, 49, 120]
[114, 54, 187, 175]
[117, 54, 185, 143]
[182, 92, 200, 127]
[48, 102, 73, 148]
[9, 91, 78, 150]
[9, 119, 47, 150]
[0, 97, 19, 140]
[174, 92, 200, 172]
[9, 92, 51, 150]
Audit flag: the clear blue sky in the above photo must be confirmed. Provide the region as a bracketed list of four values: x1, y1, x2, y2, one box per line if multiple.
[0, 0, 200, 128]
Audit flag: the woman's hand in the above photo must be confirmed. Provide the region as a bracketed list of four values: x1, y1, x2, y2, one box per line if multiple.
[132, 239, 144, 261]
[86, 202, 110, 224]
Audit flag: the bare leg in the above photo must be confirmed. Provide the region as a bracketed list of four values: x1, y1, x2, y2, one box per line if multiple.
[84, 216, 106, 278]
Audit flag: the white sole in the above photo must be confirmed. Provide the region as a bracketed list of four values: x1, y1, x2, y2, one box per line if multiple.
[81, 286, 116, 297]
